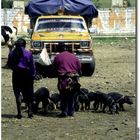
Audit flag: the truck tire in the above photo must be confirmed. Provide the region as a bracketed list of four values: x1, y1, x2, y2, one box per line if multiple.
[82, 59, 95, 76]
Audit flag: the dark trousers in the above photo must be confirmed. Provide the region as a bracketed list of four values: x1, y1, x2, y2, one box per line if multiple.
[12, 68, 34, 116]
[59, 89, 77, 116]
[12, 68, 34, 103]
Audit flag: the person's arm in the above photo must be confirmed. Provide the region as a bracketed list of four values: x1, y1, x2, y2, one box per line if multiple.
[28, 53, 36, 78]
[7, 51, 14, 70]
[76, 59, 82, 75]
[52, 56, 58, 77]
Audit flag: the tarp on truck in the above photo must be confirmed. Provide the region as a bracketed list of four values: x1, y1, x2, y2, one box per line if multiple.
[25, 0, 98, 26]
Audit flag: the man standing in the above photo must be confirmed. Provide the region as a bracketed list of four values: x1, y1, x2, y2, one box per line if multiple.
[53, 43, 81, 117]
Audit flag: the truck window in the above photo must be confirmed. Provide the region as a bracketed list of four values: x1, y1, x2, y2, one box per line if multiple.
[34, 18, 87, 32]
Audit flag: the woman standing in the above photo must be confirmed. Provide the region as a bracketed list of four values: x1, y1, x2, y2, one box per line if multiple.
[8, 38, 36, 119]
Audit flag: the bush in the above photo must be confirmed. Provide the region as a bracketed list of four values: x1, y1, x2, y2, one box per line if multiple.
[2, 0, 13, 8]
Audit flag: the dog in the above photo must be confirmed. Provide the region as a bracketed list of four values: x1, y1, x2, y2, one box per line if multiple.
[33, 87, 55, 113]
[108, 92, 133, 111]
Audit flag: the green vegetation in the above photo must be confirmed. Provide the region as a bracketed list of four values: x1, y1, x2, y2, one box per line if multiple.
[93, 0, 111, 8]
[92, 37, 136, 46]
[2, 0, 13, 8]
[92, 0, 136, 8]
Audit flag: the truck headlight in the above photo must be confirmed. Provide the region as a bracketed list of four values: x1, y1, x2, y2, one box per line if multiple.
[80, 41, 90, 48]
[32, 41, 41, 48]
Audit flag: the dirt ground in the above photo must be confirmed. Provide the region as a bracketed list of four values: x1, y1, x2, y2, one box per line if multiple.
[1, 37, 136, 140]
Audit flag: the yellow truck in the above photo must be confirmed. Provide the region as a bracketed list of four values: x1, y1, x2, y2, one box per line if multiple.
[25, 0, 98, 77]
[29, 15, 95, 76]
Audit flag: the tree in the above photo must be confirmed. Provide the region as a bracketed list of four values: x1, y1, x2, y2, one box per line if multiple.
[2, 0, 13, 8]
[92, 0, 101, 8]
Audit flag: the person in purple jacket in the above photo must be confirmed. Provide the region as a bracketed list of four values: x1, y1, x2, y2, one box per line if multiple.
[53, 43, 81, 117]
[7, 38, 36, 119]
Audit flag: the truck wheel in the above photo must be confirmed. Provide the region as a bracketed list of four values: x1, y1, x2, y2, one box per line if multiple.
[82, 60, 95, 76]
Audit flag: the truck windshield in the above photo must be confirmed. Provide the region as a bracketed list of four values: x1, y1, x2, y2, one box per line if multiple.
[35, 18, 87, 32]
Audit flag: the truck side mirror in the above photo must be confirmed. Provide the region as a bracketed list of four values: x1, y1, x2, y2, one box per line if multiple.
[27, 29, 33, 37]
[89, 27, 95, 35]
[27, 29, 33, 34]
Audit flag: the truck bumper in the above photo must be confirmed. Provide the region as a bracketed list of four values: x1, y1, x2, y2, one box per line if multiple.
[33, 54, 94, 64]
[33, 53, 95, 77]
[76, 55, 95, 64]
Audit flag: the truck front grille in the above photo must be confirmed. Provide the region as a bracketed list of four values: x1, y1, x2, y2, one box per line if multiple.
[44, 42, 80, 53]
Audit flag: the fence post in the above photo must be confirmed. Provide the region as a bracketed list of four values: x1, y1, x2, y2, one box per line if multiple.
[3, 8, 7, 25]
